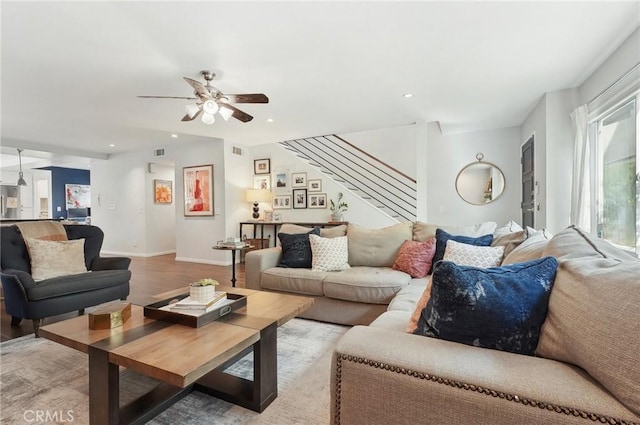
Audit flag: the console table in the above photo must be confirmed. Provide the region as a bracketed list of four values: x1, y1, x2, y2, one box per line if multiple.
[239, 221, 348, 249]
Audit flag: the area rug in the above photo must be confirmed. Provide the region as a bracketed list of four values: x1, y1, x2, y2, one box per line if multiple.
[0, 318, 348, 424]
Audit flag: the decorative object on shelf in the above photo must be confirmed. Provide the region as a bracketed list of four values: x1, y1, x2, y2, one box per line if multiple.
[273, 168, 289, 192]
[254, 158, 271, 174]
[246, 188, 272, 219]
[183, 164, 214, 216]
[264, 210, 274, 222]
[330, 192, 348, 221]
[88, 301, 132, 330]
[253, 174, 271, 190]
[455, 153, 506, 206]
[272, 194, 291, 209]
[309, 193, 327, 209]
[293, 188, 308, 209]
[308, 179, 322, 192]
[273, 212, 282, 222]
[153, 179, 173, 204]
[189, 278, 220, 303]
[16, 149, 27, 186]
[291, 172, 307, 188]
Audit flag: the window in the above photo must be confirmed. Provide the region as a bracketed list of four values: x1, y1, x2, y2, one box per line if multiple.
[591, 96, 639, 253]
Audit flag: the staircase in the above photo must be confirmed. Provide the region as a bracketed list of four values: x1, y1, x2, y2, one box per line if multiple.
[279, 135, 417, 222]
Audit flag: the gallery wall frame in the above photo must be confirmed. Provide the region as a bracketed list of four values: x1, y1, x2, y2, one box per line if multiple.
[273, 168, 289, 192]
[308, 193, 327, 209]
[183, 164, 214, 216]
[154, 180, 173, 204]
[253, 175, 271, 190]
[254, 158, 271, 174]
[308, 179, 322, 192]
[291, 172, 307, 188]
[272, 195, 291, 209]
[293, 189, 308, 209]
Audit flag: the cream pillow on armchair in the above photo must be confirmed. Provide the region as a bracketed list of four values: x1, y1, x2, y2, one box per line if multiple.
[24, 237, 88, 281]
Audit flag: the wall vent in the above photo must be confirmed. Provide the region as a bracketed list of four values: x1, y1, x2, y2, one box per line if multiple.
[232, 146, 243, 156]
[152, 148, 165, 157]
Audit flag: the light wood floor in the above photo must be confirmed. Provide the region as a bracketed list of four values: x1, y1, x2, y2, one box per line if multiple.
[0, 254, 245, 342]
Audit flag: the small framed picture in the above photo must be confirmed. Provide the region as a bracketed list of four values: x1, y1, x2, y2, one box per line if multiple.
[272, 195, 291, 209]
[264, 210, 274, 222]
[273, 212, 282, 222]
[273, 169, 289, 192]
[254, 158, 271, 174]
[308, 193, 327, 209]
[291, 172, 307, 188]
[308, 179, 322, 192]
[293, 189, 308, 209]
[153, 179, 173, 204]
[253, 175, 271, 190]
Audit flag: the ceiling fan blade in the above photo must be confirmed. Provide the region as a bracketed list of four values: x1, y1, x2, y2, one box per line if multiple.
[138, 96, 198, 100]
[222, 104, 254, 122]
[223, 93, 269, 104]
[183, 77, 212, 100]
[181, 108, 202, 122]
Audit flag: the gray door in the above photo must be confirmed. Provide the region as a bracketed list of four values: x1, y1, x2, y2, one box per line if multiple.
[521, 136, 535, 228]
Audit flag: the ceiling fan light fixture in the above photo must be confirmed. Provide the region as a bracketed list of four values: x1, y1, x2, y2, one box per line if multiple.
[203, 100, 219, 115]
[201, 112, 215, 125]
[219, 106, 233, 122]
[185, 104, 201, 119]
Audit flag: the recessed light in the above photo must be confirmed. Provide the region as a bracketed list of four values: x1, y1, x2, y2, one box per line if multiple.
[109, 144, 115, 147]
[171, 134, 178, 138]
[402, 93, 413, 98]
[266, 118, 274, 123]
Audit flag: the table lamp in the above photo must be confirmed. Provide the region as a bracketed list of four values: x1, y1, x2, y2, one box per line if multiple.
[245, 189, 272, 220]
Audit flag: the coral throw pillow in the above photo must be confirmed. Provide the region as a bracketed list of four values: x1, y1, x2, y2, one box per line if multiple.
[392, 238, 436, 278]
[407, 277, 433, 333]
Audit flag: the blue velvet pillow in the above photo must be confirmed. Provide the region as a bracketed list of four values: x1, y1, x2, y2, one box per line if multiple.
[278, 228, 320, 268]
[414, 257, 558, 355]
[429, 229, 493, 274]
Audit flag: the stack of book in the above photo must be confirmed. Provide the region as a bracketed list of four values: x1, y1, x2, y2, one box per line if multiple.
[218, 241, 248, 248]
[170, 291, 227, 312]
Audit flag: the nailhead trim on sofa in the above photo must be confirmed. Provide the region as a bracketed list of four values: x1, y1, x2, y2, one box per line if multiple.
[334, 353, 639, 425]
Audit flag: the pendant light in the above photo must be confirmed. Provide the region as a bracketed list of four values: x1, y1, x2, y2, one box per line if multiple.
[16, 149, 27, 186]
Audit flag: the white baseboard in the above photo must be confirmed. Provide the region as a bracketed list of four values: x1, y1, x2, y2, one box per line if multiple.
[174, 256, 231, 266]
[101, 250, 176, 258]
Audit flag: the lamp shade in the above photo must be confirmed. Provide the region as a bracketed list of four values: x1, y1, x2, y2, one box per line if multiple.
[245, 189, 272, 203]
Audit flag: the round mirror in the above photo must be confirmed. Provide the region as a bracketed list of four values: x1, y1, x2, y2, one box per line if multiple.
[455, 158, 505, 205]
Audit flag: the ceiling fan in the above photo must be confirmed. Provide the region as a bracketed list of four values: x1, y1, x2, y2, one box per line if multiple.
[138, 70, 269, 124]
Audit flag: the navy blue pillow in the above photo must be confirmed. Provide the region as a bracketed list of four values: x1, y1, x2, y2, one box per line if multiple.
[278, 228, 320, 268]
[414, 257, 558, 355]
[430, 229, 493, 274]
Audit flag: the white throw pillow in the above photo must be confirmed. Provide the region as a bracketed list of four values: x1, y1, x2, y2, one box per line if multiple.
[442, 239, 504, 268]
[24, 237, 88, 281]
[309, 234, 350, 272]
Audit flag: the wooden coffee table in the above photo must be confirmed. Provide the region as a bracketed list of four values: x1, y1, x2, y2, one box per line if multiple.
[39, 288, 313, 425]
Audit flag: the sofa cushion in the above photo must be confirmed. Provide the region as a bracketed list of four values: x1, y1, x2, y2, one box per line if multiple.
[537, 225, 640, 416]
[414, 257, 558, 355]
[323, 266, 410, 304]
[347, 222, 413, 267]
[412, 221, 497, 242]
[309, 234, 350, 272]
[27, 270, 131, 301]
[261, 267, 326, 296]
[369, 310, 413, 332]
[500, 230, 551, 265]
[491, 226, 529, 258]
[392, 238, 436, 278]
[387, 278, 429, 313]
[443, 239, 504, 268]
[431, 229, 493, 273]
[278, 223, 347, 238]
[24, 237, 88, 281]
[277, 228, 320, 268]
[492, 220, 524, 238]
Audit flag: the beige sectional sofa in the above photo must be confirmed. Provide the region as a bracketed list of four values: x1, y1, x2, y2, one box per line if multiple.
[245, 221, 497, 325]
[330, 225, 640, 425]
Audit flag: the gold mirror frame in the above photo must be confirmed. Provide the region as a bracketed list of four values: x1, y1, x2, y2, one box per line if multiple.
[455, 153, 506, 206]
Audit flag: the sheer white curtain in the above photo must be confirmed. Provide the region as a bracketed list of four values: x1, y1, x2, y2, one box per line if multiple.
[570, 105, 591, 230]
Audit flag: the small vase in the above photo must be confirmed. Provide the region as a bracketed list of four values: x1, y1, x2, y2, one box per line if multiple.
[190, 285, 215, 303]
[331, 213, 343, 222]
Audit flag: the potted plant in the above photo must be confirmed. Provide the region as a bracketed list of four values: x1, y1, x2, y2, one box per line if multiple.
[189, 278, 219, 303]
[330, 192, 348, 221]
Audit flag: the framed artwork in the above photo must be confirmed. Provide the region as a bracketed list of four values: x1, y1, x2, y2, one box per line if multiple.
[273, 212, 282, 222]
[308, 193, 327, 209]
[293, 189, 308, 209]
[264, 210, 274, 222]
[273, 169, 289, 192]
[272, 195, 291, 209]
[291, 172, 307, 188]
[308, 179, 322, 192]
[183, 164, 214, 216]
[65, 184, 91, 208]
[254, 158, 271, 174]
[253, 174, 271, 190]
[153, 180, 172, 204]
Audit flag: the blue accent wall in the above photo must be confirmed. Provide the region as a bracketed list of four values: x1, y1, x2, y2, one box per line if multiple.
[39, 167, 90, 219]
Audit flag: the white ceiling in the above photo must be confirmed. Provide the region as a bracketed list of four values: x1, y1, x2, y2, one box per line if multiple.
[1, 1, 639, 163]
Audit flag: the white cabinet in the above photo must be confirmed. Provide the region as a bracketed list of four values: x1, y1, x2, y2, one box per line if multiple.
[19, 184, 33, 208]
